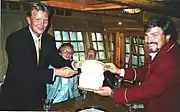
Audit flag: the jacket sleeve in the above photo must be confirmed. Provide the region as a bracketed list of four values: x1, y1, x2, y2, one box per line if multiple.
[112, 54, 180, 104]
[123, 65, 149, 82]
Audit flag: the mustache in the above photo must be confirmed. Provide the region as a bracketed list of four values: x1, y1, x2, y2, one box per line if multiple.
[147, 42, 158, 45]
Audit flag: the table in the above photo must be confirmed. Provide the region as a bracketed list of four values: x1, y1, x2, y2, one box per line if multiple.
[51, 92, 144, 112]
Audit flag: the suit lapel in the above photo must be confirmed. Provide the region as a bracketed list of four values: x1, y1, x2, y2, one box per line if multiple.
[25, 27, 40, 66]
[38, 33, 48, 66]
[153, 39, 175, 61]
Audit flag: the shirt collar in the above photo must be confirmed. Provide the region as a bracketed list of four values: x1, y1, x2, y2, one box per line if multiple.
[149, 52, 158, 60]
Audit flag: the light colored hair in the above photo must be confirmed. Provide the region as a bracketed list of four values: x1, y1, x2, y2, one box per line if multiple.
[27, 3, 49, 17]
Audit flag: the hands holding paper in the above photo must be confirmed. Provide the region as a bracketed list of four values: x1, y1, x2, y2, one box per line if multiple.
[105, 63, 120, 74]
[55, 66, 78, 77]
[73, 61, 82, 69]
[94, 63, 121, 97]
[94, 86, 113, 97]
[55, 61, 81, 78]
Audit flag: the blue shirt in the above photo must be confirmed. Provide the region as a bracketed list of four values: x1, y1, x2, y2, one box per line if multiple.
[46, 67, 80, 104]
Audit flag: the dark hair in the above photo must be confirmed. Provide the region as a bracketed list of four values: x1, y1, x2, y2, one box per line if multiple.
[87, 47, 96, 53]
[27, 3, 49, 17]
[144, 15, 177, 41]
[58, 43, 74, 53]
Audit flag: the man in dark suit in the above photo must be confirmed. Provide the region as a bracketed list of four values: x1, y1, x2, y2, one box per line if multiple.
[95, 15, 180, 112]
[0, 3, 78, 110]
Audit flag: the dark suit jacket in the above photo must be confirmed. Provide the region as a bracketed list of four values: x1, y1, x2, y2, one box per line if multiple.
[0, 27, 72, 110]
[113, 39, 180, 112]
[103, 71, 118, 89]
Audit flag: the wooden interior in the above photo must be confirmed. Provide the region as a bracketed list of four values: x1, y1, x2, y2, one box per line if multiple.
[0, 1, 180, 110]
[0, 1, 180, 111]
[1, 0, 180, 78]
[4, 0, 180, 32]
[5, 0, 180, 18]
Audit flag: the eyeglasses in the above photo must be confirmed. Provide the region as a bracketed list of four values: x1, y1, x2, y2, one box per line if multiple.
[62, 50, 73, 55]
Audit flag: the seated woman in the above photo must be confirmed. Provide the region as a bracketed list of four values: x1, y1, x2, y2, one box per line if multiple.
[46, 43, 80, 104]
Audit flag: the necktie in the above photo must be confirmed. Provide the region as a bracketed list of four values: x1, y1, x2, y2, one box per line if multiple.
[36, 38, 41, 64]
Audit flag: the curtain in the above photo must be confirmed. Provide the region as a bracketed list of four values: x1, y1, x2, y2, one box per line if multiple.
[0, 20, 8, 82]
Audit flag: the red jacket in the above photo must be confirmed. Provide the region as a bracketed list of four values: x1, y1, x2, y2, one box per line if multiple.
[113, 39, 180, 112]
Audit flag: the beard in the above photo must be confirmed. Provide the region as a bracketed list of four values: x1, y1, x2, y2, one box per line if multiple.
[149, 47, 160, 53]
[147, 42, 160, 53]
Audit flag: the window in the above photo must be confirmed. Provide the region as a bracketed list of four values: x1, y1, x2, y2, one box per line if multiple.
[54, 31, 85, 61]
[125, 35, 145, 68]
[90, 32, 105, 61]
[54, 30, 107, 61]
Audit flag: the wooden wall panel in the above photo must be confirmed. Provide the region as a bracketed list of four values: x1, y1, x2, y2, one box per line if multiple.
[114, 32, 125, 68]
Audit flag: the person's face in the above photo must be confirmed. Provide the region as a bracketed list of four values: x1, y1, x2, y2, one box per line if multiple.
[59, 46, 73, 60]
[26, 10, 49, 37]
[145, 26, 170, 53]
[87, 50, 96, 60]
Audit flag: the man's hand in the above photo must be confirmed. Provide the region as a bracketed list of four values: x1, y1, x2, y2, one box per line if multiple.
[55, 66, 78, 77]
[94, 86, 112, 96]
[73, 61, 81, 69]
[105, 63, 120, 74]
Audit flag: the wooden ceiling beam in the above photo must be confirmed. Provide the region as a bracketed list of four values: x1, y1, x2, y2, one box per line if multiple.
[41, 1, 84, 10]
[41, 1, 128, 11]
[84, 3, 128, 11]
[5, 0, 180, 18]
[98, 0, 166, 10]
[98, 0, 180, 17]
